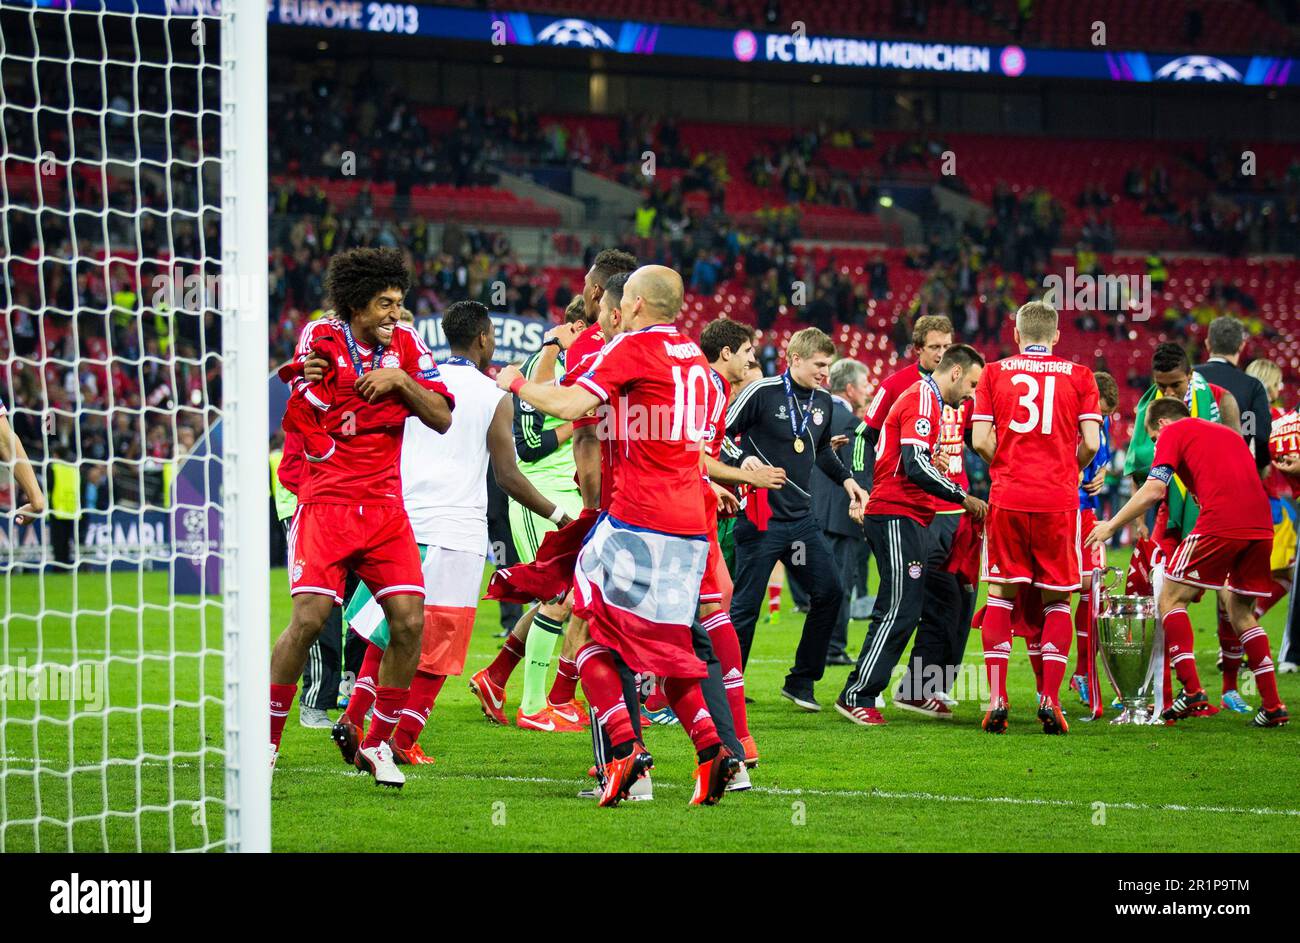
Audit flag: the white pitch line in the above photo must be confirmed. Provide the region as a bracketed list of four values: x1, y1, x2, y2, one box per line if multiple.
[6, 755, 1298, 818]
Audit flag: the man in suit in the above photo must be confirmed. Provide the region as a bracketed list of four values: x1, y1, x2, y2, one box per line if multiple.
[1195, 315, 1271, 473]
[813, 359, 873, 665]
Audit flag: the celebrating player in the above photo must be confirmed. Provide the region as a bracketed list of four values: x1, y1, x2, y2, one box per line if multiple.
[270, 248, 455, 787]
[836, 344, 988, 726]
[325, 301, 574, 765]
[496, 265, 741, 807]
[1127, 342, 1243, 711]
[1086, 398, 1288, 728]
[971, 300, 1101, 735]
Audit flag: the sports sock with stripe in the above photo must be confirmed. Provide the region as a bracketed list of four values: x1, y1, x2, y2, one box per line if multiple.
[547, 656, 579, 707]
[701, 610, 750, 740]
[1072, 598, 1091, 676]
[485, 631, 525, 687]
[663, 677, 721, 755]
[1217, 601, 1244, 694]
[520, 612, 564, 715]
[344, 642, 383, 727]
[1039, 602, 1073, 706]
[1162, 608, 1203, 693]
[361, 685, 407, 749]
[393, 671, 445, 751]
[270, 683, 297, 749]
[981, 597, 1013, 703]
[1240, 625, 1283, 711]
[575, 643, 635, 749]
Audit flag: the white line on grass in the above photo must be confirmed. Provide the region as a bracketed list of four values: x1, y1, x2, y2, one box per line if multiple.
[7, 754, 1297, 818]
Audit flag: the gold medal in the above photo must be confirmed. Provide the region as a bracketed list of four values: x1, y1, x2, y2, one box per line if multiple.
[793, 438, 805, 454]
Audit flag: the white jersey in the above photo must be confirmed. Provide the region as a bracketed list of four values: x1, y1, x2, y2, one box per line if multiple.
[400, 360, 506, 554]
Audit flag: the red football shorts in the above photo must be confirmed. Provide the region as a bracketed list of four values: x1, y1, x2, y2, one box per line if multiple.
[981, 506, 1082, 592]
[1079, 507, 1106, 575]
[1165, 532, 1274, 598]
[287, 502, 424, 604]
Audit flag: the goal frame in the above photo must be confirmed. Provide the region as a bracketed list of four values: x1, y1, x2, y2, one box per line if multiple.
[219, 0, 270, 853]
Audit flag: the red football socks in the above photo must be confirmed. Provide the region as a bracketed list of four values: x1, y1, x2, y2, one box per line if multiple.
[1240, 625, 1283, 711]
[1026, 640, 1044, 696]
[1038, 601, 1073, 706]
[1072, 599, 1092, 676]
[663, 676, 721, 755]
[345, 641, 384, 727]
[547, 656, 579, 706]
[393, 671, 446, 751]
[361, 685, 407, 749]
[575, 643, 635, 750]
[1217, 604, 1244, 694]
[982, 597, 1014, 703]
[1162, 608, 1202, 693]
[270, 682, 297, 749]
[702, 609, 750, 740]
[486, 633, 526, 687]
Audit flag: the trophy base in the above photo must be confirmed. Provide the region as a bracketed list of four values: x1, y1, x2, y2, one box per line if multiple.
[1109, 702, 1158, 725]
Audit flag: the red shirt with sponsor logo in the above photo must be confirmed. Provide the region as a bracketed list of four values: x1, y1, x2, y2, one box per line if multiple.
[972, 350, 1101, 512]
[1152, 416, 1273, 539]
[574, 323, 712, 536]
[291, 319, 453, 508]
[866, 362, 969, 506]
[866, 379, 944, 526]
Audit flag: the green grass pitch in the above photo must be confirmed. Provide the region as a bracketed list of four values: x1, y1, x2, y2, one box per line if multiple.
[3, 551, 1299, 852]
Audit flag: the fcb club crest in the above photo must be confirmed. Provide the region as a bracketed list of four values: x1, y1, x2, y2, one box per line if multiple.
[381, 353, 401, 369]
[907, 561, 923, 580]
[292, 561, 304, 582]
[811, 407, 825, 426]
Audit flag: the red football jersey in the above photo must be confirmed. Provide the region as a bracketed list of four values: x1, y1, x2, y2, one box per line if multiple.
[293, 319, 453, 508]
[574, 324, 712, 535]
[703, 368, 730, 461]
[866, 362, 969, 501]
[972, 350, 1101, 512]
[865, 379, 944, 526]
[1152, 416, 1273, 539]
[562, 333, 619, 510]
[565, 323, 607, 431]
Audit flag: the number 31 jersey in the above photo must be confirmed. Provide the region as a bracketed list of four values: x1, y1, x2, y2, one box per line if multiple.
[972, 351, 1101, 512]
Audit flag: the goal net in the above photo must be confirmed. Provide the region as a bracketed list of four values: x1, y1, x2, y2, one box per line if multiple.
[0, 0, 268, 851]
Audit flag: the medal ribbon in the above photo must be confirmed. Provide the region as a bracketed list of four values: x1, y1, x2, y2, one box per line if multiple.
[782, 371, 813, 445]
[341, 321, 385, 376]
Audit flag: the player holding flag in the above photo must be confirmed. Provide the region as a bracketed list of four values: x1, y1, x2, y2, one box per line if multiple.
[495, 265, 740, 807]
[271, 248, 455, 787]
[1086, 398, 1288, 727]
[972, 301, 1101, 735]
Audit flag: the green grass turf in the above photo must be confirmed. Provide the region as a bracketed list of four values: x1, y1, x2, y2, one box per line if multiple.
[3, 551, 1300, 852]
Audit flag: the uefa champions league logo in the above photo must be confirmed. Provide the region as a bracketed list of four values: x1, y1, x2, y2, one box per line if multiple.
[1153, 55, 1243, 82]
[536, 18, 616, 49]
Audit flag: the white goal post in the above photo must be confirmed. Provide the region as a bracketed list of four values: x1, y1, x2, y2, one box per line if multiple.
[0, 0, 268, 852]
[221, 0, 270, 854]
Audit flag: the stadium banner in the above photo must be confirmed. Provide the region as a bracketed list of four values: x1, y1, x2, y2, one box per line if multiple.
[112, 1, 1299, 86]
[412, 311, 546, 367]
[0, 510, 170, 572]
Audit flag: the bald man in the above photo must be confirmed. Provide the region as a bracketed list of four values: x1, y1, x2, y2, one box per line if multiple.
[498, 263, 744, 805]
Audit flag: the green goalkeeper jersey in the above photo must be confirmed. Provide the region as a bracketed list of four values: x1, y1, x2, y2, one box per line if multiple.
[511, 348, 577, 492]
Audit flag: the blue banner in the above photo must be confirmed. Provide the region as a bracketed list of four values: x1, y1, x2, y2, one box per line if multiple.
[35, 2, 1296, 86]
[1, 510, 171, 572]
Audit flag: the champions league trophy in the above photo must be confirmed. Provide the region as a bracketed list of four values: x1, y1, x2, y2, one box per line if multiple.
[1092, 567, 1162, 725]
